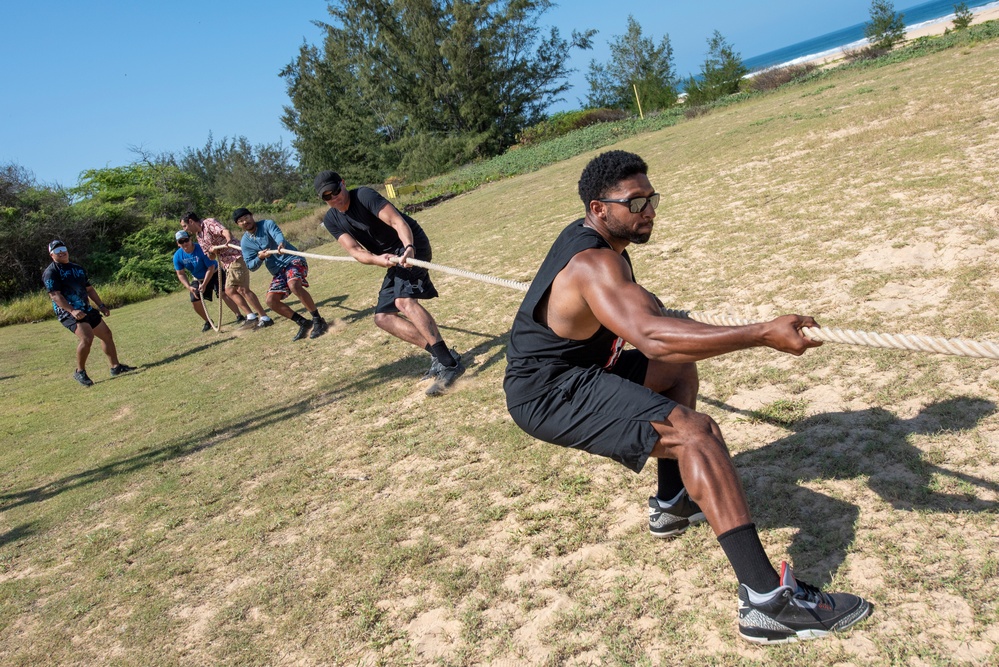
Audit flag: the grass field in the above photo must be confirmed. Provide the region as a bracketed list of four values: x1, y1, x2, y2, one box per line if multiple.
[2, 34, 999, 667]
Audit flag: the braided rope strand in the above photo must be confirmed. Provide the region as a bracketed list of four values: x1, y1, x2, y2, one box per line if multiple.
[661, 309, 999, 360]
[225, 243, 996, 360]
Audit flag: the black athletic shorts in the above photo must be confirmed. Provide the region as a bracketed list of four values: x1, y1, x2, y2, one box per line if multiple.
[60, 308, 104, 333]
[375, 242, 438, 314]
[507, 349, 678, 473]
[190, 274, 220, 303]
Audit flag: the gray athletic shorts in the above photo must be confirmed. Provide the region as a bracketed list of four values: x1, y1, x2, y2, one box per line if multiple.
[507, 350, 678, 473]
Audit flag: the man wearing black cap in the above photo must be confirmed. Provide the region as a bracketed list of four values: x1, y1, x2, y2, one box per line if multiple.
[314, 170, 464, 396]
[42, 240, 136, 386]
[233, 208, 328, 341]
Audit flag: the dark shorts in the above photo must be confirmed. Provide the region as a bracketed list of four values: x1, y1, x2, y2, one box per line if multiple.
[190, 273, 220, 303]
[375, 244, 438, 314]
[60, 308, 104, 334]
[507, 350, 677, 473]
[268, 259, 309, 296]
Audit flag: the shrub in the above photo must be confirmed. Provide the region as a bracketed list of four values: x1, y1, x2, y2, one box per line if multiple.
[744, 63, 818, 92]
[516, 109, 629, 147]
[0, 280, 154, 327]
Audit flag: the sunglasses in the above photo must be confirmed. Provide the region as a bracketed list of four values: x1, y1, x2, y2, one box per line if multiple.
[320, 183, 342, 201]
[52, 248, 68, 255]
[597, 193, 660, 214]
[178, 239, 191, 245]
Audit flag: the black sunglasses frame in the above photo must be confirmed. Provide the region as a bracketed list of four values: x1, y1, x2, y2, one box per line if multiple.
[597, 193, 660, 214]
[320, 183, 343, 201]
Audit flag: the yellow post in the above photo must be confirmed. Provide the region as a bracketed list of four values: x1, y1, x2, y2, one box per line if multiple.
[633, 83, 644, 120]
[385, 183, 397, 199]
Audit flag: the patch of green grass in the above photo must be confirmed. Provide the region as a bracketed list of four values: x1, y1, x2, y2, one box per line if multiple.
[747, 398, 809, 426]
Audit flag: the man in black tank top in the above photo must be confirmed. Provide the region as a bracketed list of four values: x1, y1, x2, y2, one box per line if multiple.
[504, 151, 870, 645]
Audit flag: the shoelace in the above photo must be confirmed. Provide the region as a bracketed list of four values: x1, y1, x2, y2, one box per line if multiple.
[792, 578, 834, 607]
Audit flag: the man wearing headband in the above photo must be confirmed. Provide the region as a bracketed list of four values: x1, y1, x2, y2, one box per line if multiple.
[42, 240, 136, 386]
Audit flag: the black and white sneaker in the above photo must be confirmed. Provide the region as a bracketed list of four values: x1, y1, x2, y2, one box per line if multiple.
[426, 356, 466, 396]
[202, 321, 212, 332]
[309, 317, 328, 339]
[74, 369, 94, 387]
[648, 490, 706, 538]
[257, 317, 274, 328]
[738, 561, 872, 644]
[421, 349, 461, 381]
[235, 315, 246, 326]
[110, 364, 136, 377]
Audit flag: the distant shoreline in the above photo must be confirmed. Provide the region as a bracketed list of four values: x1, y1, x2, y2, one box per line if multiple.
[795, 3, 999, 69]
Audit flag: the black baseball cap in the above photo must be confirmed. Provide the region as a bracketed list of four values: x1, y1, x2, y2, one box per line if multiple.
[313, 170, 342, 196]
[48, 239, 67, 253]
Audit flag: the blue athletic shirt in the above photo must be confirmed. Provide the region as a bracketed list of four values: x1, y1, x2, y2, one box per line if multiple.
[239, 218, 302, 276]
[172, 243, 217, 280]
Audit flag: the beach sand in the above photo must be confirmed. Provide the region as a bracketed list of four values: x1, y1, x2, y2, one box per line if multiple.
[806, 4, 999, 68]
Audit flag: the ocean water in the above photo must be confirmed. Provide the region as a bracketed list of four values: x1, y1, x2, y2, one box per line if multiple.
[743, 0, 999, 71]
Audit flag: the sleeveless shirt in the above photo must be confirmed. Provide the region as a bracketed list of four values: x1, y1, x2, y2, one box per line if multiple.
[504, 219, 631, 407]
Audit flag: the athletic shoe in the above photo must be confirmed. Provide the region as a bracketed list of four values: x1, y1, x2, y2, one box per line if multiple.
[309, 317, 329, 339]
[74, 369, 94, 387]
[257, 317, 274, 328]
[738, 561, 872, 644]
[421, 349, 461, 381]
[648, 490, 706, 538]
[202, 321, 212, 332]
[235, 315, 246, 326]
[426, 357, 466, 396]
[110, 364, 136, 377]
[240, 318, 259, 330]
[292, 319, 311, 341]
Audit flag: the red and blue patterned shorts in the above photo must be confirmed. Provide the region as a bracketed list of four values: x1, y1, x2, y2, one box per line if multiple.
[267, 258, 309, 296]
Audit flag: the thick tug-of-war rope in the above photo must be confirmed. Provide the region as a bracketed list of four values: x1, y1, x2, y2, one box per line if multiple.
[661, 309, 999, 360]
[223, 244, 997, 360]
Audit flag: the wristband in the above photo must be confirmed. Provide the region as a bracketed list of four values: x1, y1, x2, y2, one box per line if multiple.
[404, 244, 414, 251]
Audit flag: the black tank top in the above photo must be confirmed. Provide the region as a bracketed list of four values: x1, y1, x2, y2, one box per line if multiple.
[504, 219, 630, 407]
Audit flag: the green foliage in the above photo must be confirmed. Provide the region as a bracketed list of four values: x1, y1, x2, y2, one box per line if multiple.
[0, 163, 82, 300]
[112, 220, 184, 293]
[953, 2, 973, 30]
[281, 0, 595, 183]
[585, 16, 679, 113]
[73, 162, 208, 222]
[683, 31, 748, 106]
[864, 0, 906, 50]
[177, 133, 308, 210]
[516, 109, 628, 146]
[747, 399, 809, 426]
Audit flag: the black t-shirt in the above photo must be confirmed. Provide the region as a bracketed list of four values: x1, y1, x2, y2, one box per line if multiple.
[42, 261, 94, 320]
[322, 187, 429, 255]
[504, 220, 633, 407]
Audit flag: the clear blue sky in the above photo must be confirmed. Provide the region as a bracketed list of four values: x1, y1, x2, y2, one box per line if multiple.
[1, 0, 905, 188]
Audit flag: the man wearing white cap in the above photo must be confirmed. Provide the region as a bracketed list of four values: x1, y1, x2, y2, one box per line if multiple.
[42, 240, 135, 386]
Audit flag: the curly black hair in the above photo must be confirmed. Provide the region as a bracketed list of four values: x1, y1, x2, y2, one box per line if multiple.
[577, 150, 648, 207]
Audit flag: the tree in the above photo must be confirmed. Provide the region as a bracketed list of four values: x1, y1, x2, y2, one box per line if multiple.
[282, 0, 594, 182]
[864, 0, 906, 50]
[0, 163, 80, 299]
[585, 15, 678, 113]
[683, 31, 748, 106]
[178, 134, 306, 206]
[952, 3, 973, 30]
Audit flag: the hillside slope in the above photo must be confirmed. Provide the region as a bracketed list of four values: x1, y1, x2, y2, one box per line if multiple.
[2, 38, 998, 666]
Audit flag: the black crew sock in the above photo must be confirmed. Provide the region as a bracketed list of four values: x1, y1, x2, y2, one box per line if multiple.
[430, 341, 456, 367]
[310, 309, 321, 319]
[292, 313, 309, 325]
[656, 458, 685, 503]
[717, 523, 780, 593]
